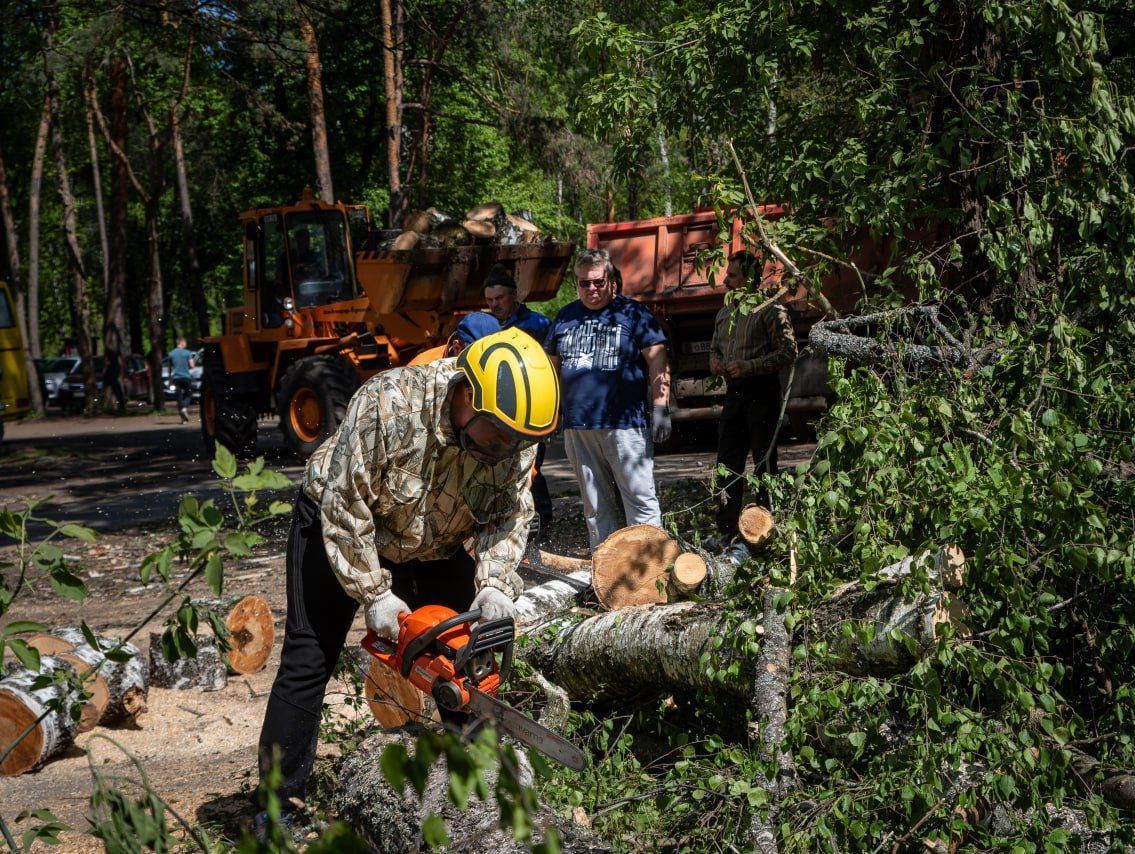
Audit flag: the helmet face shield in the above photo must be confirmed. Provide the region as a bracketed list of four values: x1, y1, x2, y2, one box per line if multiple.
[458, 413, 537, 464]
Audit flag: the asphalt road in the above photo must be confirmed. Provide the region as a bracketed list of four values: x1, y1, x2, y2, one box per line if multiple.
[0, 405, 814, 533]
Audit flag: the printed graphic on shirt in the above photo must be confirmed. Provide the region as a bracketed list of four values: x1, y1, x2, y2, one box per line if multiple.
[559, 320, 623, 371]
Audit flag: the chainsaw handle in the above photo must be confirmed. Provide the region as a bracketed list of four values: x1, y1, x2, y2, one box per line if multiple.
[399, 608, 483, 679]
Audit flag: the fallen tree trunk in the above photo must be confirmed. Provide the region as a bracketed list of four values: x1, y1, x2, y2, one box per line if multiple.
[526, 575, 963, 702]
[334, 729, 606, 852]
[29, 628, 146, 723]
[0, 655, 83, 775]
[147, 632, 227, 691]
[515, 567, 592, 629]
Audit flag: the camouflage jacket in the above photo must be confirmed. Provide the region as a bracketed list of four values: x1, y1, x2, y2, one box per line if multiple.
[302, 359, 534, 606]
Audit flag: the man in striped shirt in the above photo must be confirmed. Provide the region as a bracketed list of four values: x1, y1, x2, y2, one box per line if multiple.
[709, 251, 798, 538]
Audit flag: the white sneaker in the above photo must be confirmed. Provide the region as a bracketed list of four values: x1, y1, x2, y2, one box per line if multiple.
[179, 408, 189, 424]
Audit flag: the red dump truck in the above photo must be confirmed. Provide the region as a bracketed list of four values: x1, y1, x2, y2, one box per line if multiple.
[587, 208, 885, 435]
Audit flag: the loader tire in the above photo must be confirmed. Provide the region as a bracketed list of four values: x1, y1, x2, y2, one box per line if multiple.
[200, 351, 259, 460]
[277, 356, 359, 457]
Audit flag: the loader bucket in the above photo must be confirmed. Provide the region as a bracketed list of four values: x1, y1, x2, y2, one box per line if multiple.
[356, 242, 575, 315]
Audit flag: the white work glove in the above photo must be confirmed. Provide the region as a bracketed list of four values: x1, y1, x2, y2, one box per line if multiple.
[472, 587, 516, 624]
[651, 404, 672, 444]
[365, 590, 410, 641]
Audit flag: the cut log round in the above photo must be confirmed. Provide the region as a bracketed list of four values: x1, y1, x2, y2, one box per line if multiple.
[466, 201, 504, 221]
[463, 219, 496, 240]
[26, 635, 108, 732]
[669, 552, 708, 596]
[364, 658, 439, 728]
[147, 632, 227, 692]
[592, 524, 682, 610]
[0, 655, 82, 775]
[738, 505, 775, 551]
[392, 230, 420, 250]
[433, 222, 472, 247]
[31, 628, 146, 724]
[224, 595, 275, 675]
[402, 210, 431, 233]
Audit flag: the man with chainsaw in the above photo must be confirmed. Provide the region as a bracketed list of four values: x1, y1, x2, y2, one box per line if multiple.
[257, 327, 560, 814]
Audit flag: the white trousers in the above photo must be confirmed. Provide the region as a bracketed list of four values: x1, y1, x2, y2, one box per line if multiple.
[563, 427, 662, 551]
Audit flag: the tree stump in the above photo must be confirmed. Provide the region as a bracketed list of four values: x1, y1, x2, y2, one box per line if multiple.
[592, 525, 682, 610]
[0, 655, 83, 775]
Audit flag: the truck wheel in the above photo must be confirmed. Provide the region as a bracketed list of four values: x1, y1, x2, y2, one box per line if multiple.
[200, 382, 258, 460]
[277, 356, 359, 456]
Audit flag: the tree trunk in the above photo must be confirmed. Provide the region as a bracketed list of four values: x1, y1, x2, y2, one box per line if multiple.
[145, 202, 165, 410]
[105, 52, 130, 360]
[0, 656, 82, 776]
[657, 126, 673, 217]
[49, 91, 98, 416]
[299, 11, 334, 203]
[0, 150, 45, 414]
[26, 91, 51, 362]
[169, 107, 209, 338]
[85, 75, 110, 293]
[379, 0, 404, 225]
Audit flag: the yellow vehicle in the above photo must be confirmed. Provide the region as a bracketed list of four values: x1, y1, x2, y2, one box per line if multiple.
[0, 281, 31, 442]
[201, 190, 573, 457]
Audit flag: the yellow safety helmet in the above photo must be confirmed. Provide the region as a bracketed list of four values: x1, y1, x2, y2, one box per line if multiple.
[455, 328, 560, 439]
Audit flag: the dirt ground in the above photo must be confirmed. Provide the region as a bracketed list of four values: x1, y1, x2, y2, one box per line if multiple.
[0, 413, 813, 850]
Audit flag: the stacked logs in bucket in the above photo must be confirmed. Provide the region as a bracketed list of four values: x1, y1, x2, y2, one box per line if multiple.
[384, 201, 544, 251]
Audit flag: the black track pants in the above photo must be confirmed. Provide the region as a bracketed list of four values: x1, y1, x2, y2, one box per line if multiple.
[714, 376, 781, 537]
[257, 491, 476, 803]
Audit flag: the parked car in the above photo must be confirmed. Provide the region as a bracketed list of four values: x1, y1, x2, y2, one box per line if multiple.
[161, 349, 204, 402]
[34, 356, 81, 407]
[57, 354, 152, 412]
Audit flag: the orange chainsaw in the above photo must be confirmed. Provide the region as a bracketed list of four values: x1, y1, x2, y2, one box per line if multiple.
[361, 605, 585, 771]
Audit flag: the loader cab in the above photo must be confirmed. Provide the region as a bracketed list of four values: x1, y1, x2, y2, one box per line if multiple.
[241, 198, 366, 331]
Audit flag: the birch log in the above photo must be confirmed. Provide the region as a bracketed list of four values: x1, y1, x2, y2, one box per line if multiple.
[147, 632, 227, 691]
[0, 655, 83, 775]
[29, 628, 146, 723]
[26, 634, 109, 732]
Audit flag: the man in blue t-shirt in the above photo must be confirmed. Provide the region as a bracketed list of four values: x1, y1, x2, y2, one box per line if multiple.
[544, 248, 671, 550]
[168, 337, 196, 423]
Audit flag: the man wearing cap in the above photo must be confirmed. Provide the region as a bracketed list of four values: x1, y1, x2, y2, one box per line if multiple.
[483, 264, 554, 536]
[256, 328, 560, 826]
[484, 264, 551, 344]
[408, 312, 501, 365]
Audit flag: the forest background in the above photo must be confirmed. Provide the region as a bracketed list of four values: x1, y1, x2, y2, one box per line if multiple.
[4, 0, 1135, 850]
